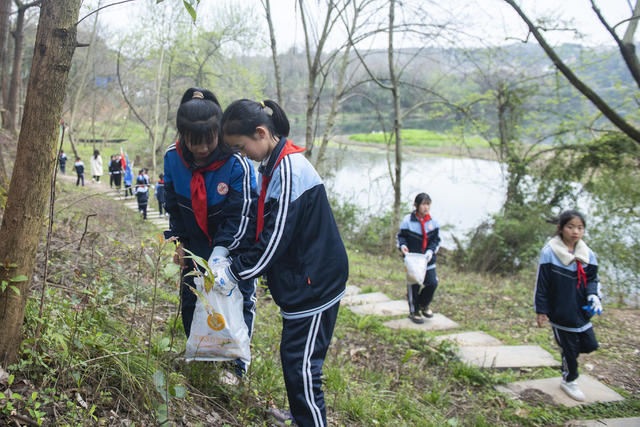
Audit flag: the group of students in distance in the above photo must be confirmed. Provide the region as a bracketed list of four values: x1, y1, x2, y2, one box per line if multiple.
[166, 86, 602, 425]
[397, 195, 602, 403]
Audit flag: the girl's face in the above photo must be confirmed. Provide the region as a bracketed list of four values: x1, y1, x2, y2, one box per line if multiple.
[416, 200, 431, 217]
[185, 134, 218, 162]
[224, 126, 275, 162]
[559, 216, 585, 247]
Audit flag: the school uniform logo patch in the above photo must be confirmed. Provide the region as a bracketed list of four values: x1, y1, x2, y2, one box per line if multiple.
[428, 223, 434, 230]
[217, 182, 229, 195]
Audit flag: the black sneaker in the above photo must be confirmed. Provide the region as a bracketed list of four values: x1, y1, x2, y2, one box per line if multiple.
[267, 408, 296, 426]
[421, 307, 434, 318]
[408, 312, 425, 324]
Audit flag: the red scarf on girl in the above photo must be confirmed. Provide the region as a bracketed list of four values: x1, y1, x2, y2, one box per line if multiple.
[176, 142, 227, 243]
[417, 213, 432, 253]
[256, 140, 305, 241]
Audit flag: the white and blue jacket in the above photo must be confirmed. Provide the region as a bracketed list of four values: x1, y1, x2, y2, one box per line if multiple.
[534, 240, 599, 332]
[163, 141, 257, 259]
[396, 212, 441, 269]
[229, 137, 349, 319]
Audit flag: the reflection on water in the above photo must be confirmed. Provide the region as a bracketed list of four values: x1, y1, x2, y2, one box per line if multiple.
[319, 147, 506, 248]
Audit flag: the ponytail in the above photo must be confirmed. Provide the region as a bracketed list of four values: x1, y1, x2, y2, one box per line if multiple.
[222, 99, 290, 140]
[176, 87, 231, 154]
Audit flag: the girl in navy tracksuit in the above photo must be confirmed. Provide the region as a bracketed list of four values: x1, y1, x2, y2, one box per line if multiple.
[164, 88, 258, 374]
[214, 99, 348, 427]
[534, 210, 601, 402]
[396, 193, 441, 324]
[134, 172, 149, 220]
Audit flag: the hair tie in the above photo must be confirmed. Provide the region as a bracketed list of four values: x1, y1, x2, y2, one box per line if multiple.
[192, 91, 204, 99]
[260, 101, 266, 108]
[260, 101, 273, 116]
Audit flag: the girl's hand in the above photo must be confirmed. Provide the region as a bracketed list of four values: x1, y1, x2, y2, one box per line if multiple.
[536, 313, 547, 328]
[173, 243, 186, 268]
[400, 245, 409, 255]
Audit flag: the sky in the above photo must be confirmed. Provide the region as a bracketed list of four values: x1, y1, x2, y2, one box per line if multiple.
[95, 0, 635, 51]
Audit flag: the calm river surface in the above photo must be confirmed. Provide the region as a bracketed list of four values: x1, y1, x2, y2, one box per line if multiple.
[319, 146, 506, 248]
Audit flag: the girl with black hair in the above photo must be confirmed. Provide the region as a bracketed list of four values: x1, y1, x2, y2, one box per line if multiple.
[396, 193, 441, 323]
[214, 99, 348, 427]
[534, 209, 602, 401]
[90, 149, 103, 182]
[164, 88, 258, 375]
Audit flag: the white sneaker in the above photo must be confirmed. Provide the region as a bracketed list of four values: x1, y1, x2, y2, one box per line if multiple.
[560, 379, 586, 401]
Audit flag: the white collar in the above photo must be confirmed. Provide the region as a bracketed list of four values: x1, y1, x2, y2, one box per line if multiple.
[548, 235, 590, 266]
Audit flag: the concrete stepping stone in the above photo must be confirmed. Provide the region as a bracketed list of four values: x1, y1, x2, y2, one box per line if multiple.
[566, 417, 640, 426]
[342, 292, 391, 306]
[433, 331, 502, 346]
[458, 345, 559, 368]
[496, 375, 624, 407]
[348, 300, 408, 316]
[344, 285, 361, 296]
[384, 313, 460, 331]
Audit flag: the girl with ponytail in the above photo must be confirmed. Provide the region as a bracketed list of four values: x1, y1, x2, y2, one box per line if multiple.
[214, 99, 348, 426]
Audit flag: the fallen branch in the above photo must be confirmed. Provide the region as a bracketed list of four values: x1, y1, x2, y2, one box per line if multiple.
[77, 214, 97, 250]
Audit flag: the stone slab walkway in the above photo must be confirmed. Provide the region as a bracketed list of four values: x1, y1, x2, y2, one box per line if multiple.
[384, 314, 460, 332]
[347, 300, 409, 316]
[566, 417, 640, 426]
[433, 331, 503, 346]
[342, 292, 391, 306]
[496, 375, 624, 407]
[458, 345, 559, 368]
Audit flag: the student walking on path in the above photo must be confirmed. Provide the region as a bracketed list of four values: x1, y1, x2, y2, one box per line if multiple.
[534, 209, 602, 402]
[134, 171, 149, 220]
[59, 150, 67, 174]
[90, 149, 103, 183]
[109, 154, 123, 190]
[214, 99, 348, 427]
[74, 157, 85, 186]
[155, 173, 166, 216]
[396, 193, 441, 324]
[164, 88, 258, 376]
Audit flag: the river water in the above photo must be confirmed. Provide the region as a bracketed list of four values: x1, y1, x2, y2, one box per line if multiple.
[318, 146, 506, 248]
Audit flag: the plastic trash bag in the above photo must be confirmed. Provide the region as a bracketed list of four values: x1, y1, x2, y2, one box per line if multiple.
[184, 276, 251, 366]
[404, 252, 427, 286]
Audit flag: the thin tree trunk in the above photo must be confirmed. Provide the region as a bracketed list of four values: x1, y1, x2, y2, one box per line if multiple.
[0, 0, 81, 367]
[262, 0, 283, 107]
[0, 0, 11, 125]
[388, 0, 402, 237]
[152, 42, 164, 179]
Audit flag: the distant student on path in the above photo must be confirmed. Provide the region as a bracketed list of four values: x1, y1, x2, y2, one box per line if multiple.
[74, 157, 85, 186]
[134, 171, 149, 220]
[534, 210, 602, 402]
[164, 88, 258, 376]
[58, 150, 67, 174]
[397, 193, 441, 324]
[109, 154, 123, 190]
[216, 99, 348, 427]
[123, 160, 133, 198]
[90, 149, 103, 183]
[155, 173, 166, 216]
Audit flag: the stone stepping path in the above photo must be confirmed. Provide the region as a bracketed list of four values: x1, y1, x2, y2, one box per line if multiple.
[347, 300, 410, 317]
[566, 417, 640, 426]
[496, 375, 624, 407]
[384, 315, 459, 332]
[342, 291, 391, 306]
[433, 331, 502, 346]
[458, 345, 558, 368]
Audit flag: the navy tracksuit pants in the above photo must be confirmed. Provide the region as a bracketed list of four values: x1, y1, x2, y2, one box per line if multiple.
[552, 326, 598, 382]
[281, 302, 340, 427]
[407, 268, 438, 314]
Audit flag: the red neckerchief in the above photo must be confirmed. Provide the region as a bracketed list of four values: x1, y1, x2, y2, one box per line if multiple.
[256, 140, 305, 241]
[158, 178, 164, 184]
[176, 141, 227, 243]
[576, 262, 587, 289]
[417, 213, 432, 253]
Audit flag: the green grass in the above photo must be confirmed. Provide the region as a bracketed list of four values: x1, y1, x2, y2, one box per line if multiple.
[349, 128, 491, 149]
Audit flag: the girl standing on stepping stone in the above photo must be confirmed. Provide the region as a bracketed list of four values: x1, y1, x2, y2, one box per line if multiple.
[396, 193, 441, 324]
[164, 88, 258, 377]
[534, 209, 602, 402]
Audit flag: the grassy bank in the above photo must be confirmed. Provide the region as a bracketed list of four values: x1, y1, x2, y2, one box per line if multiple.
[1, 179, 638, 426]
[349, 129, 491, 149]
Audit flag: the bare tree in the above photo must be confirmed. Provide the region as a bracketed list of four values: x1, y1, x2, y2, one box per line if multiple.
[0, 0, 11, 123]
[3, 0, 40, 133]
[504, 0, 640, 144]
[261, 0, 284, 106]
[0, 0, 81, 367]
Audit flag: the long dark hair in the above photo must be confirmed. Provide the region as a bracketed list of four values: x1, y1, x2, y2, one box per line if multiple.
[221, 99, 290, 140]
[93, 149, 100, 159]
[550, 209, 586, 235]
[176, 87, 232, 155]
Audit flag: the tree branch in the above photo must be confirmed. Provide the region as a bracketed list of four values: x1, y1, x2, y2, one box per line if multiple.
[77, 0, 135, 26]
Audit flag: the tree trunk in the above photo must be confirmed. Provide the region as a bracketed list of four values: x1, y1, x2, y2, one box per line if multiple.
[5, 2, 26, 133]
[262, 0, 283, 107]
[151, 42, 164, 179]
[0, 0, 81, 367]
[0, 0, 11, 124]
[388, 0, 402, 241]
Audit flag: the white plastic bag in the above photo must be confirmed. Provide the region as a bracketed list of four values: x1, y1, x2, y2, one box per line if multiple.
[404, 252, 427, 285]
[185, 278, 251, 366]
